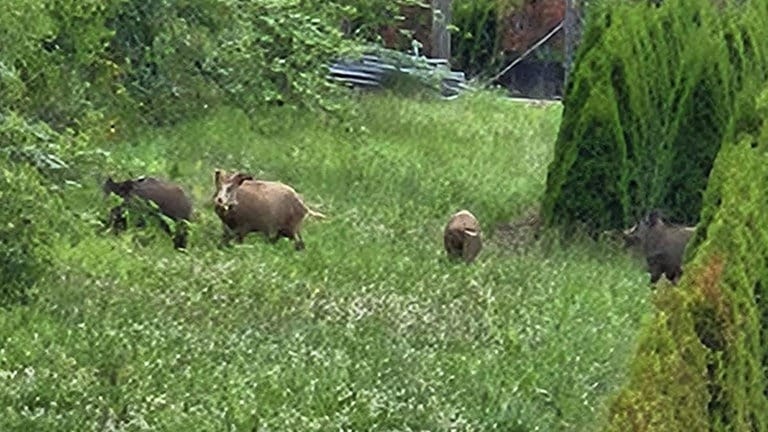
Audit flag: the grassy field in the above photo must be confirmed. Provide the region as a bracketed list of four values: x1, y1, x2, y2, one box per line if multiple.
[1, 92, 651, 431]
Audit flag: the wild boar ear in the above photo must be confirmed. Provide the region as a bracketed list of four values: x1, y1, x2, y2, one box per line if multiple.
[647, 210, 661, 227]
[233, 173, 254, 186]
[214, 169, 223, 187]
[102, 177, 114, 195]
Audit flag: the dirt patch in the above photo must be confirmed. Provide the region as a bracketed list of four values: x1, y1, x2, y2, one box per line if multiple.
[493, 207, 542, 251]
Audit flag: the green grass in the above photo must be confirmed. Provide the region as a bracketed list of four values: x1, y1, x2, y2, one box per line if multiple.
[1, 92, 651, 431]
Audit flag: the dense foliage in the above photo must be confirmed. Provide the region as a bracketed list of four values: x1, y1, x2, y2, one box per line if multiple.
[450, 0, 536, 79]
[602, 82, 768, 432]
[451, 0, 505, 78]
[0, 154, 65, 307]
[541, 0, 768, 234]
[0, 0, 366, 132]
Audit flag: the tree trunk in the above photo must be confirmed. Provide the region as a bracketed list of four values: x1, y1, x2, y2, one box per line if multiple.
[431, 0, 452, 60]
[563, 0, 582, 89]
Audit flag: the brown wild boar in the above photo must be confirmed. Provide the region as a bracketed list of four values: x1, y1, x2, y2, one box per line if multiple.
[622, 210, 696, 285]
[103, 176, 193, 249]
[443, 209, 482, 263]
[212, 169, 326, 250]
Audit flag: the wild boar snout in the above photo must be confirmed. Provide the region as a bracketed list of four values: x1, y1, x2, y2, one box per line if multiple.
[213, 184, 238, 211]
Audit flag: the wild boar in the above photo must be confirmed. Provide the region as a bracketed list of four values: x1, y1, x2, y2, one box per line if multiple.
[102, 176, 193, 249]
[212, 169, 326, 250]
[622, 210, 696, 285]
[443, 209, 482, 263]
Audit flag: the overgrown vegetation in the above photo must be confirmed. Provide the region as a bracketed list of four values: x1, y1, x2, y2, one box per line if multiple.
[0, 93, 654, 431]
[543, 0, 768, 430]
[8, 0, 768, 429]
[451, 0, 507, 78]
[0, 153, 65, 307]
[448, 0, 536, 79]
[541, 0, 768, 234]
[0, 0, 362, 132]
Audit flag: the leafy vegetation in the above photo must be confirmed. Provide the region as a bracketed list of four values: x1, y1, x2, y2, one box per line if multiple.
[0, 0, 422, 165]
[0, 153, 66, 307]
[451, 0, 506, 78]
[445, 0, 529, 79]
[0, 93, 653, 431]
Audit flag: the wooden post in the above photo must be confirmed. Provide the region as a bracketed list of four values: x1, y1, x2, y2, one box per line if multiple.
[431, 0, 452, 61]
[563, 0, 582, 89]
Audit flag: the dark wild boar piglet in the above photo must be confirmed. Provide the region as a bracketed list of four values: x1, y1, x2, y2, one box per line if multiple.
[103, 176, 193, 249]
[622, 210, 696, 286]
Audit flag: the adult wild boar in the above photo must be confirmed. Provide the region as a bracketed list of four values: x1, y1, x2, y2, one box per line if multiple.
[212, 169, 326, 250]
[443, 209, 482, 263]
[102, 176, 193, 249]
[622, 210, 696, 285]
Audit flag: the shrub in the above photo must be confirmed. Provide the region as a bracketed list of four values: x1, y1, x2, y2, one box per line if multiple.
[106, 0, 358, 126]
[541, 0, 768, 235]
[0, 110, 110, 306]
[451, 0, 504, 78]
[601, 81, 768, 432]
[0, 153, 67, 307]
[0, 0, 120, 133]
[1, 0, 415, 138]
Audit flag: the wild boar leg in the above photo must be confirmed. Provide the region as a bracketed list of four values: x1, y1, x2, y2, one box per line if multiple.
[645, 254, 666, 284]
[108, 204, 127, 234]
[292, 232, 305, 251]
[235, 231, 246, 244]
[667, 267, 683, 285]
[173, 223, 188, 249]
[220, 224, 235, 246]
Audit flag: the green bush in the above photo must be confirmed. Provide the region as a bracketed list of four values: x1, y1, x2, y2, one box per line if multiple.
[0, 0, 120, 133]
[334, 0, 420, 41]
[0, 111, 110, 183]
[106, 0, 357, 126]
[0, 110, 111, 306]
[451, 0, 503, 78]
[541, 0, 768, 234]
[601, 82, 768, 432]
[0, 154, 68, 307]
[0, 0, 416, 138]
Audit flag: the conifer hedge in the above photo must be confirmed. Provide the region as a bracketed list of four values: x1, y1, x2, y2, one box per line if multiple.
[540, 0, 768, 234]
[602, 81, 768, 431]
[541, 1, 768, 427]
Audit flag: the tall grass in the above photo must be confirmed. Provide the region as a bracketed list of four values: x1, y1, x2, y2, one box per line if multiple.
[1, 92, 650, 431]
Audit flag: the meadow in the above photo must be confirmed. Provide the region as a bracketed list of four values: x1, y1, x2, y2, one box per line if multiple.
[1, 92, 652, 431]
